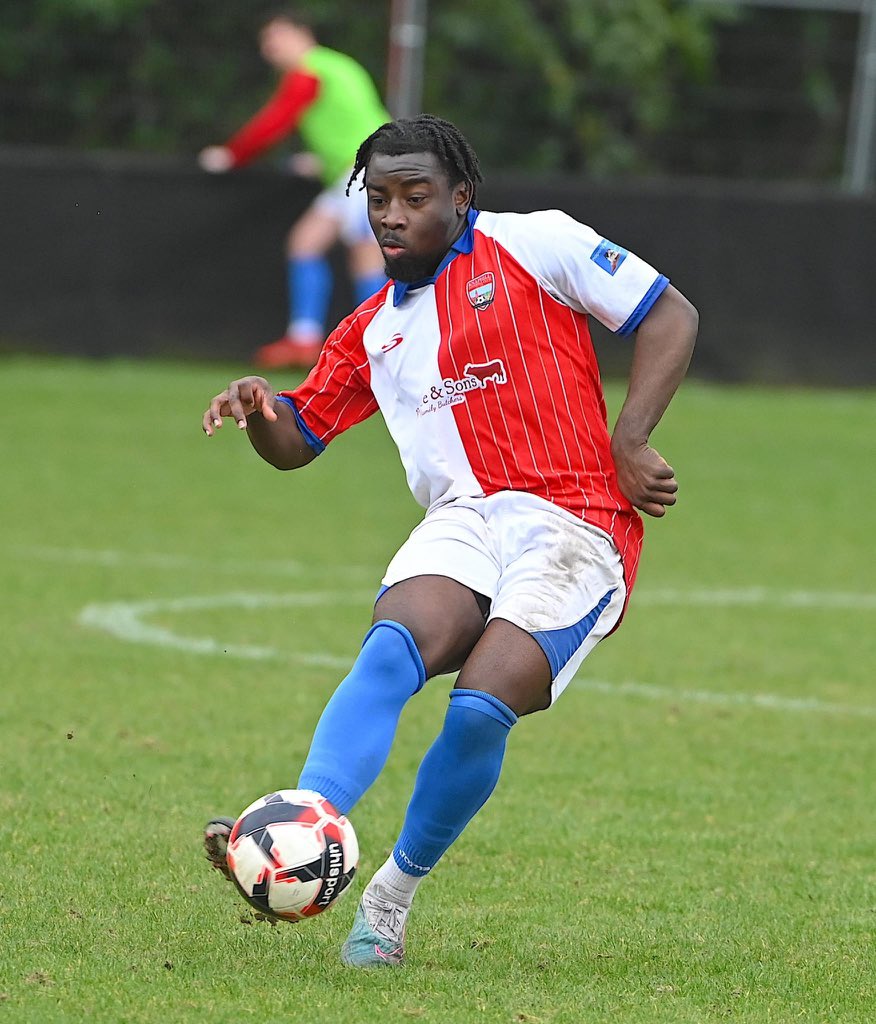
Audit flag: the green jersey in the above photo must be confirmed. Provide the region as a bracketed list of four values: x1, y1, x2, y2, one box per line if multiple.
[226, 45, 389, 187]
[299, 47, 389, 186]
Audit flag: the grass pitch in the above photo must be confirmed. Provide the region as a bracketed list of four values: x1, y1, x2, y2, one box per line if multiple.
[1, 355, 874, 1023]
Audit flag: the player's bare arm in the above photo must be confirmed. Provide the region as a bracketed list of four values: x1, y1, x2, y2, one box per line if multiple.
[202, 375, 317, 470]
[611, 284, 699, 518]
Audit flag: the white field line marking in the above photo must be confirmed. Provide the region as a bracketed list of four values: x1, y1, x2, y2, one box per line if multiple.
[78, 592, 374, 669]
[24, 545, 307, 575]
[635, 587, 876, 611]
[573, 679, 876, 719]
[24, 545, 876, 610]
[20, 545, 377, 580]
[78, 592, 876, 719]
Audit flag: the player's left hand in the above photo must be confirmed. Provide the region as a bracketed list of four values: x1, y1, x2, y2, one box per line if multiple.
[611, 439, 678, 518]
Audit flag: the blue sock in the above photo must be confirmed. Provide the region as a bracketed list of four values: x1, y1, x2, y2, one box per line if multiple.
[287, 256, 332, 337]
[353, 270, 388, 305]
[297, 621, 426, 815]
[392, 689, 517, 877]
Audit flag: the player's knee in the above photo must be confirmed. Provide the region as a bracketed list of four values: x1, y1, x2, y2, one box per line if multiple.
[431, 690, 519, 757]
[447, 688, 518, 734]
[460, 680, 551, 718]
[358, 620, 426, 693]
[373, 581, 486, 678]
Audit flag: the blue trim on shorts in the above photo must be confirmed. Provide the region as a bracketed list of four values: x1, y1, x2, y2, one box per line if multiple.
[531, 589, 616, 679]
[375, 584, 390, 604]
[275, 395, 325, 455]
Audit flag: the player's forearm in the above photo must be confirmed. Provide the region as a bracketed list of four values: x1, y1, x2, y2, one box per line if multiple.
[224, 105, 295, 166]
[224, 74, 314, 166]
[246, 402, 318, 470]
[612, 285, 699, 448]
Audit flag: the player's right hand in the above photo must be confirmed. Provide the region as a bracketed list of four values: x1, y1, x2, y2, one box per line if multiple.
[611, 437, 678, 518]
[203, 376, 279, 436]
[287, 152, 323, 179]
[198, 146, 234, 173]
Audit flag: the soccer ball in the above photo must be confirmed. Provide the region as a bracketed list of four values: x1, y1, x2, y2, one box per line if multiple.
[226, 789, 358, 922]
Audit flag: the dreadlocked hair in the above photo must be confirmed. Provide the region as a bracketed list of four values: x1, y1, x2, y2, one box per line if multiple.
[346, 114, 483, 206]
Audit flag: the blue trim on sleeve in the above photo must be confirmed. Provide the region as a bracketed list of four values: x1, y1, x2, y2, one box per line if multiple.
[531, 589, 616, 678]
[275, 395, 326, 455]
[617, 275, 670, 336]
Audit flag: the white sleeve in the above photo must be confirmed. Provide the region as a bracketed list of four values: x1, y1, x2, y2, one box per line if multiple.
[481, 209, 669, 335]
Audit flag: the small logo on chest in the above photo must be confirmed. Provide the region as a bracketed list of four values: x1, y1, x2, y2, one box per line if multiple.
[466, 272, 495, 310]
[381, 333, 404, 353]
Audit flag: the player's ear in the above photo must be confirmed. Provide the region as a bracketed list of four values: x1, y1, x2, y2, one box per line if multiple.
[453, 178, 473, 215]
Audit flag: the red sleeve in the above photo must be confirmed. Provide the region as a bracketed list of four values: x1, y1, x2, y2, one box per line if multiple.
[225, 70, 320, 166]
[279, 310, 380, 446]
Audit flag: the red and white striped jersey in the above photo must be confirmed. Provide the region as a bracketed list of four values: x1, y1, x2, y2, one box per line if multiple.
[280, 209, 669, 590]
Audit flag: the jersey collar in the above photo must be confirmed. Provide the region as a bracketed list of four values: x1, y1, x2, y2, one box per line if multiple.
[391, 208, 479, 307]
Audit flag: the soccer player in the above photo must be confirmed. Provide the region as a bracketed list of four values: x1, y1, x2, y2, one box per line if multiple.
[202, 114, 699, 968]
[199, 9, 389, 369]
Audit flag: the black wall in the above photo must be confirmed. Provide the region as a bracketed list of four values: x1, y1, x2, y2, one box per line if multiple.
[2, 147, 873, 385]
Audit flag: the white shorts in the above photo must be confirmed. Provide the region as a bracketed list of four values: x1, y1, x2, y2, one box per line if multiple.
[312, 170, 373, 245]
[382, 491, 627, 703]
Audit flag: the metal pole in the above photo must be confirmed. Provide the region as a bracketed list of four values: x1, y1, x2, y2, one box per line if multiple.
[386, 0, 428, 119]
[844, 0, 876, 192]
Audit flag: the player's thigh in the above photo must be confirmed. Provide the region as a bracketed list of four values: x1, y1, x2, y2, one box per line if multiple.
[470, 493, 627, 711]
[337, 177, 377, 252]
[374, 575, 488, 679]
[287, 203, 341, 254]
[455, 618, 553, 717]
[347, 237, 384, 276]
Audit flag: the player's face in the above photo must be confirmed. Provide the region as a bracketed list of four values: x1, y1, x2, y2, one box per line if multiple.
[365, 151, 471, 283]
[259, 21, 311, 70]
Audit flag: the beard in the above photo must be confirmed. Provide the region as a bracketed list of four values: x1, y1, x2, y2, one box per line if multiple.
[383, 250, 442, 283]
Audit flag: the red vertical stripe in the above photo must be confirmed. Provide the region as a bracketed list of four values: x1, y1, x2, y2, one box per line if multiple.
[436, 232, 643, 589]
[284, 289, 387, 443]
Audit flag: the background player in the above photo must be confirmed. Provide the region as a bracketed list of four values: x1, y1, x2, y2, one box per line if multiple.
[199, 9, 389, 369]
[201, 115, 699, 968]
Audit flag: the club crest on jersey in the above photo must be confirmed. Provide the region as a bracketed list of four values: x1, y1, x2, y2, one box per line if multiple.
[466, 273, 495, 310]
[590, 239, 628, 276]
[417, 359, 508, 417]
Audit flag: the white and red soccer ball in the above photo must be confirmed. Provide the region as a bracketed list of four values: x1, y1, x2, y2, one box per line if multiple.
[226, 789, 358, 922]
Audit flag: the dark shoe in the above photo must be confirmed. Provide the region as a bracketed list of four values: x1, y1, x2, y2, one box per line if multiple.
[204, 816, 236, 881]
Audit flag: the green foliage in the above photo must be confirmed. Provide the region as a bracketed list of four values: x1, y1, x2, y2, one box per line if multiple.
[0, 1, 855, 178]
[0, 0, 730, 175]
[425, 0, 733, 175]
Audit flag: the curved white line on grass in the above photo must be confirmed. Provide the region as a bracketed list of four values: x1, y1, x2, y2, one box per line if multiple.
[78, 591, 375, 669]
[31, 547, 876, 609]
[79, 592, 876, 719]
[574, 679, 876, 718]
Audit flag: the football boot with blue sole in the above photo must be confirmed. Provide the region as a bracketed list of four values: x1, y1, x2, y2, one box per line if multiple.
[341, 887, 408, 968]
